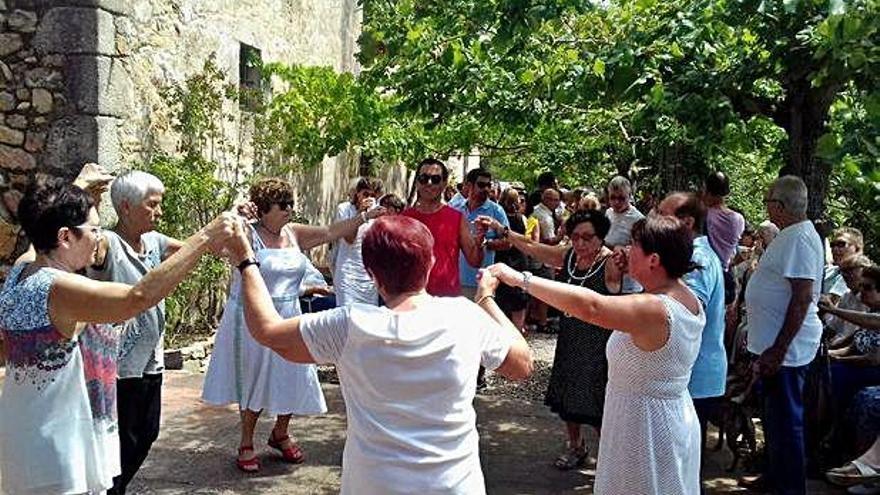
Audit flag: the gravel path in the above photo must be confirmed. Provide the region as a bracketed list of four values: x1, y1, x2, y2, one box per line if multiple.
[483, 332, 557, 401]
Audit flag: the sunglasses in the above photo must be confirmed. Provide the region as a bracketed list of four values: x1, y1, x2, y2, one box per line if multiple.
[862, 283, 877, 293]
[830, 240, 850, 249]
[475, 181, 492, 189]
[417, 173, 443, 185]
[276, 201, 294, 210]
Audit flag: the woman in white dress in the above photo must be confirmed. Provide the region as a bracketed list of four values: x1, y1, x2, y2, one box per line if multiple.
[0, 178, 234, 494]
[333, 177, 383, 307]
[484, 214, 705, 494]
[202, 178, 384, 472]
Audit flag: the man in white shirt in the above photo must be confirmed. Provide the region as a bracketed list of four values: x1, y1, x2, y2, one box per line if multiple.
[742, 175, 823, 495]
[604, 176, 644, 293]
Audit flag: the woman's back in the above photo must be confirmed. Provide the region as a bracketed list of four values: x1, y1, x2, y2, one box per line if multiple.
[596, 294, 705, 495]
[299, 297, 514, 495]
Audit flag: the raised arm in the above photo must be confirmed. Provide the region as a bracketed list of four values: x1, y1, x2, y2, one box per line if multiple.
[459, 214, 485, 268]
[477, 215, 566, 268]
[487, 262, 670, 351]
[49, 213, 236, 338]
[474, 268, 532, 380]
[290, 206, 384, 251]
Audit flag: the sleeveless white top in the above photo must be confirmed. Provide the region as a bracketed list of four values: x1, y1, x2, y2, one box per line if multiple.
[595, 293, 705, 495]
[0, 265, 120, 494]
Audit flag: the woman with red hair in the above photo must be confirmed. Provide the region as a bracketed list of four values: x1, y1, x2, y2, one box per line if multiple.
[227, 215, 532, 495]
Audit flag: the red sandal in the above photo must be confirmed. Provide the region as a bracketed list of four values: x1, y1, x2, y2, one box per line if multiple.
[236, 446, 260, 473]
[268, 432, 305, 464]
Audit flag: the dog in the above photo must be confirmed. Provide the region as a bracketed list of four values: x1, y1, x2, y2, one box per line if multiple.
[701, 358, 761, 472]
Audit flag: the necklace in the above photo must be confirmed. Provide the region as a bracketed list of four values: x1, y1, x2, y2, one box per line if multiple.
[565, 251, 605, 285]
[258, 222, 282, 236]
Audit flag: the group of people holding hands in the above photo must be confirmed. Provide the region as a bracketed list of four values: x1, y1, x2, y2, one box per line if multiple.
[0, 158, 863, 495]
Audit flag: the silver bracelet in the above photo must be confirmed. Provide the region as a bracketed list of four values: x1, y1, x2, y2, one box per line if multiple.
[522, 271, 533, 293]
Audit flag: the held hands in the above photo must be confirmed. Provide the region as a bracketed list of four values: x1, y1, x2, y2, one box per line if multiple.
[234, 200, 259, 222]
[476, 267, 500, 297]
[611, 245, 630, 274]
[203, 211, 240, 258]
[358, 196, 376, 212]
[474, 215, 503, 233]
[485, 263, 522, 288]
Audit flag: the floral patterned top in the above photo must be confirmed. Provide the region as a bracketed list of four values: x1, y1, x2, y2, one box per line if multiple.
[0, 264, 120, 494]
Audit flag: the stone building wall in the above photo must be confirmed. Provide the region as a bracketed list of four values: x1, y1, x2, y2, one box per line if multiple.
[0, 0, 411, 269]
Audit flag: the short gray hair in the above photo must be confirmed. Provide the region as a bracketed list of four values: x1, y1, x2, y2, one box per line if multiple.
[770, 175, 808, 216]
[607, 175, 632, 196]
[111, 171, 165, 212]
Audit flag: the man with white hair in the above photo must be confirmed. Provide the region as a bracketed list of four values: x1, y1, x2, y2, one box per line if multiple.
[741, 175, 823, 495]
[604, 176, 644, 293]
[89, 170, 184, 495]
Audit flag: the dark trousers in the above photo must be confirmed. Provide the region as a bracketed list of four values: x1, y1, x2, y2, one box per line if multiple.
[762, 365, 808, 495]
[108, 373, 163, 495]
[693, 396, 722, 495]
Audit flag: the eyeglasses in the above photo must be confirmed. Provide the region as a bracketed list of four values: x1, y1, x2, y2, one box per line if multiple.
[276, 201, 294, 210]
[830, 240, 850, 249]
[570, 233, 597, 243]
[474, 181, 492, 189]
[72, 223, 103, 237]
[417, 173, 443, 185]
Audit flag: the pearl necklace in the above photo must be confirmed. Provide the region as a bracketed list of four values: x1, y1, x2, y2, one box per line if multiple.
[565, 251, 605, 285]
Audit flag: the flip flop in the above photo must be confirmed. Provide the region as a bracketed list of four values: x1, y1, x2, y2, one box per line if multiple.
[828, 460, 880, 487]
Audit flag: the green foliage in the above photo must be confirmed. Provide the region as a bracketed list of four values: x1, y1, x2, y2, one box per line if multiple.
[142, 57, 243, 345]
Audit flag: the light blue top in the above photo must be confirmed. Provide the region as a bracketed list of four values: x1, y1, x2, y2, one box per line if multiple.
[684, 235, 727, 399]
[452, 199, 509, 288]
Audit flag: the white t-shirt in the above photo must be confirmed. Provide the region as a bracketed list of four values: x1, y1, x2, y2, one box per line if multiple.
[531, 203, 556, 243]
[604, 204, 645, 247]
[746, 220, 824, 367]
[299, 297, 515, 495]
[330, 202, 358, 274]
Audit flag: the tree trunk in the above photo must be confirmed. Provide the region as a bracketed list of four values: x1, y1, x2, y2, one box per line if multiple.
[778, 80, 840, 220]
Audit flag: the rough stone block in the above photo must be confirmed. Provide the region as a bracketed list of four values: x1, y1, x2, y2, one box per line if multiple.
[43, 114, 119, 174]
[33, 7, 116, 56]
[42, 54, 65, 67]
[32, 88, 52, 113]
[164, 349, 183, 370]
[5, 114, 26, 129]
[24, 130, 45, 152]
[0, 33, 23, 57]
[0, 219, 20, 259]
[24, 67, 62, 89]
[0, 144, 35, 170]
[67, 55, 132, 117]
[15, 101, 30, 110]
[0, 61, 12, 84]
[15, 88, 28, 100]
[8, 9, 38, 33]
[0, 125, 24, 146]
[0, 92, 13, 111]
[28, 0, 132, 16]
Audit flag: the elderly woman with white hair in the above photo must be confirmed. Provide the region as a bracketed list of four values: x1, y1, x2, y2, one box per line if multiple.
[86, 170, 187, 495]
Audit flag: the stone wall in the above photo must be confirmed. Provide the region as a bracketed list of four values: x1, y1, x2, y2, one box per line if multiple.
[0, 0, 411, 269]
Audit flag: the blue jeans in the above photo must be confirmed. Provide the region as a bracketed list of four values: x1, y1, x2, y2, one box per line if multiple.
[762, 365, 808, 495]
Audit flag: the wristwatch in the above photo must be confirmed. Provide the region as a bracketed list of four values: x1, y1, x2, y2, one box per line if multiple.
[522, 271, 533, 293]
[237, 257, 260, 272]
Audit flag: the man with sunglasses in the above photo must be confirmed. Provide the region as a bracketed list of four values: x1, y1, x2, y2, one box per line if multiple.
[403, 159, 485, 297]
[452, 168, 510, 301]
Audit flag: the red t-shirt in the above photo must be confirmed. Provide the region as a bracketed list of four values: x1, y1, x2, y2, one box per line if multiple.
[403, 205, 462, 296]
